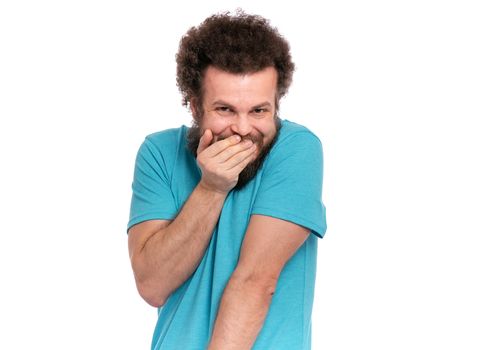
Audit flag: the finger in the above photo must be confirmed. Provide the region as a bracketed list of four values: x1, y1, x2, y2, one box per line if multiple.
[226, 145, 258, 171]
[224, 143, 257, 169]
[205, 134, 242, 157]
[197, 129, 213, 156]
[214, 139, 255, 163]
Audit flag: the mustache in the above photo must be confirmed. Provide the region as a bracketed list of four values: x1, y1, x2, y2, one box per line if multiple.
[215, 134, 263, 147]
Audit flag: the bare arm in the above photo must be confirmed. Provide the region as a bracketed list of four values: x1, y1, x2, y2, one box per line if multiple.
[128, 182, 227, 307]
[208, 214, 310, 349]
[128, 129, 258, 307]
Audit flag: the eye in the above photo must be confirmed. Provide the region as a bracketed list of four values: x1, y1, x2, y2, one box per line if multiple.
[253, 108, 267, 114]
[216, 106, 234, 114]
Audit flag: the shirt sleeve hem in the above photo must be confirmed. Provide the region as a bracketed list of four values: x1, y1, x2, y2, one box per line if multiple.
[250, 206, 326, 239]
[127, 212, 176, 234]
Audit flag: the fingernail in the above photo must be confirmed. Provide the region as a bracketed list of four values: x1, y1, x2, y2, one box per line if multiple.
[235, 135, 241, 141]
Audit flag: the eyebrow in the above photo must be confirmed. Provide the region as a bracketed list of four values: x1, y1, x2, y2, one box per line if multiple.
[211, 100, 272, 109]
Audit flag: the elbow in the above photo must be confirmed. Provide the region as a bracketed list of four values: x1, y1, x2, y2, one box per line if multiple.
[131, 256, 169, 308]
[135, 277, 168, 308]
[231, 270, 278, 297]
[139, 285, 167, 308]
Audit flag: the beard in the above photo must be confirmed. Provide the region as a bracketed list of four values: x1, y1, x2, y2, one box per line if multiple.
[186, 117, 282, 191]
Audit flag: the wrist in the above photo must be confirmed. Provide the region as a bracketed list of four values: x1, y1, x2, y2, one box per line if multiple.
[197, 181, 229, 198]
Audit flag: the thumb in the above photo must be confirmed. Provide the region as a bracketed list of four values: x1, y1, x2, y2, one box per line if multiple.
[197, 129, 213, 156]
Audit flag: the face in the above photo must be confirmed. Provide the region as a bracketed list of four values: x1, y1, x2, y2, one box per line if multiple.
[186, 65, 282, 190]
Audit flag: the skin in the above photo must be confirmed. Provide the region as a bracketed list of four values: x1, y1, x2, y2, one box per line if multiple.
[189, 65, 281, 191]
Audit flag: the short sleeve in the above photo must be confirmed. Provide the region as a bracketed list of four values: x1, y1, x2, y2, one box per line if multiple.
[251, 131, 327, 239]
[127, 137, 178, 233]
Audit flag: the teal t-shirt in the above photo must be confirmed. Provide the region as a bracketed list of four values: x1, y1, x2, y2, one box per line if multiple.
[127, 118, 327, 350]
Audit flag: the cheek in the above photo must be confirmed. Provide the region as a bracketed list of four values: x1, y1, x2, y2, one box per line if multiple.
[202, 118, 229, 142]
[259, 123, 276, 140]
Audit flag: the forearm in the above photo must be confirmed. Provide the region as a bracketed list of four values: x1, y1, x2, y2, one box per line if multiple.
[208, 275, 275, 350]
[135, 181, 227, 305]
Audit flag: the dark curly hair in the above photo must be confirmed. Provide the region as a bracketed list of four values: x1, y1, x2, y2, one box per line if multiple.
[175, 9, 295, 119]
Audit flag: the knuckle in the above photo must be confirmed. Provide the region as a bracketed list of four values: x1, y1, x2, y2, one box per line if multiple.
[197, 158, 206, 168]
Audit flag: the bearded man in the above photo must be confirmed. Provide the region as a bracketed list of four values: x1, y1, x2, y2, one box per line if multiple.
[127, 9, 327, 350]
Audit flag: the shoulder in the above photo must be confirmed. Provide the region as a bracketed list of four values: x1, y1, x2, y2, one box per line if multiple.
[136, 125, 188, 162]
[135, 125, 187, 173]
[258, 119, 324, 175]
[271, 119, 323, 154]
[144, 125, 187, 151]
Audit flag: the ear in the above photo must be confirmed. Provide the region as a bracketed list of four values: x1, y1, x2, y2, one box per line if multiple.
[189, 97, 198, 121]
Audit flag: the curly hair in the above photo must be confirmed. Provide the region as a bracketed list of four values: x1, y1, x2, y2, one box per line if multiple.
[175, 9, 295, 119]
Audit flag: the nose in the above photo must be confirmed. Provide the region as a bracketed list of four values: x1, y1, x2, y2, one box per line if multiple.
[230, 115, 253, 136]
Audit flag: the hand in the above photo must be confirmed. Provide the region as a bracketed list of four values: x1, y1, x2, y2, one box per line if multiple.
[196, 129, 257, 194]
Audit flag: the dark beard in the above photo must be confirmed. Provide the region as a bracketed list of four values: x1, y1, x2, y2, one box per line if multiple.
[186, 117, 282, 191]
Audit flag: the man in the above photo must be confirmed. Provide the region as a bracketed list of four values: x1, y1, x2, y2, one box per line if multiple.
[127, 9, 327, 350]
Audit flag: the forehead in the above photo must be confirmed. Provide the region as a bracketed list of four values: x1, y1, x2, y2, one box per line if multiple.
[202, 66, 277, 105]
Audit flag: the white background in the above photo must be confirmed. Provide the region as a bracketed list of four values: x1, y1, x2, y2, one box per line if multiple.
[1, 1, 489, 349]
